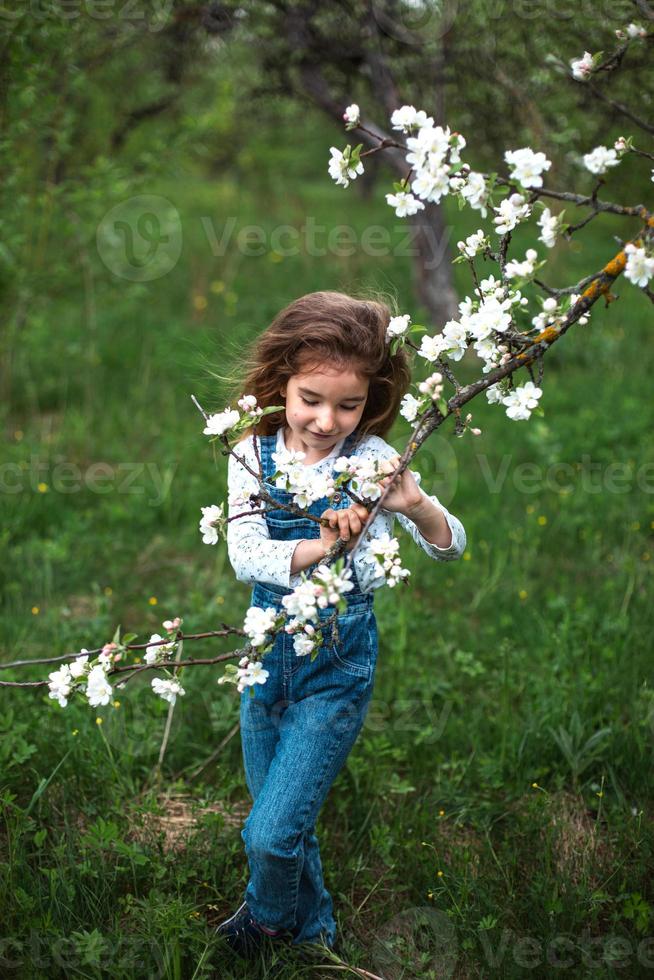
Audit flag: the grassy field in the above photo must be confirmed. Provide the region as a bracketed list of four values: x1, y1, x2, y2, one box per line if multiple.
[1, 172, 653, 979]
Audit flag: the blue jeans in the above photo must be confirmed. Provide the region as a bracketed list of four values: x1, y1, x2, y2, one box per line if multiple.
[239, 581, 378, 947]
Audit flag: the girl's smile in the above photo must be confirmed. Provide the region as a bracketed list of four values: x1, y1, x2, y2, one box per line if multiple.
[280, 363, 369, 460]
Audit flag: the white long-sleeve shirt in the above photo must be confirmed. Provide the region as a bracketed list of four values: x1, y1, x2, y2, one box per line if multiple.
[227, 429, 466, 594]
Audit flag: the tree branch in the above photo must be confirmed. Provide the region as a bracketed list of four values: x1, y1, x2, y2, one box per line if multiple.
[586, 82, 654, 136]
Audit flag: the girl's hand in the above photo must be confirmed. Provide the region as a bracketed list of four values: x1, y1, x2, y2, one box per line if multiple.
[378, 455, 423, 516]
[320, 503, 370, 553]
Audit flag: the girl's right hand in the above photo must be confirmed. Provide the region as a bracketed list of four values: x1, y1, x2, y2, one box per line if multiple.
[320, 503, 370, 554]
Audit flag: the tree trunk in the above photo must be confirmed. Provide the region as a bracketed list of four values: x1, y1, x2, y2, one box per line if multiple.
[299, 64, 458, 326]
[408, 205, 458, 326]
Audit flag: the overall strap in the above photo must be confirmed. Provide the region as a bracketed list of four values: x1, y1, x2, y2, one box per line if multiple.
[256, 433, 278, 482]
[337, 428, 363, 461]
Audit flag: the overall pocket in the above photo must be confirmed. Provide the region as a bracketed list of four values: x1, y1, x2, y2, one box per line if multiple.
[263, 482, 322, 540]
[328, 609, 374, 680]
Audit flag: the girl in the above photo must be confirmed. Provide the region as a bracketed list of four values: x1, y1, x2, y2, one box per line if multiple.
[217, 290, 466, 959]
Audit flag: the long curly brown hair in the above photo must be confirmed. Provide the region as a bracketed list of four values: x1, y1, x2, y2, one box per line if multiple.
[221, 290, 411, 445]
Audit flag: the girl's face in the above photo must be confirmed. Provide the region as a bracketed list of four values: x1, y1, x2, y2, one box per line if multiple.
[280, 361, 369, 457]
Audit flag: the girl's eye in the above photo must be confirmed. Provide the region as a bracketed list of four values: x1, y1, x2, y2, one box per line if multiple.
[300, 397, 357, 411]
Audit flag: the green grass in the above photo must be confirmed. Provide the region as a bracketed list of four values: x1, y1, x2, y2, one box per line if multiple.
[1, 173, 653, 979]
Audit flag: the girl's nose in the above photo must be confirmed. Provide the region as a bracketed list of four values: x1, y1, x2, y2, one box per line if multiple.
[316, 409, 336, 433]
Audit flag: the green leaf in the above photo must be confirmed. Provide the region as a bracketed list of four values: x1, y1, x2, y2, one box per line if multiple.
[24, 749, 73, 817]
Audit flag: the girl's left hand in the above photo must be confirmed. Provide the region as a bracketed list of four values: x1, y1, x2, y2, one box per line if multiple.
[377, 455, 423, 516]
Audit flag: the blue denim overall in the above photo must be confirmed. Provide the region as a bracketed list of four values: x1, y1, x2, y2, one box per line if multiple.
[239, 429, 379, 948]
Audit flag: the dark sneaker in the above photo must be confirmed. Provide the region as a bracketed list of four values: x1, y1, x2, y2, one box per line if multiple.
[215, 900, 292, 959]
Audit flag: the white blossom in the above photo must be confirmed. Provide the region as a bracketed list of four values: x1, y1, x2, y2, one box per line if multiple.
[328, 147, 364, 188]
[364, 533, 411, 588]
[282, 581, 319, 623]
[243, 606, 279, 647]
[400, 393, 421, 423]
[343, 103, 360, 126]
[624, 243, 654, 288]
[411, 165, 451, 204]
[98, 643, 118, 670]
[312, 564, 354, 607]
[466, 297, 512, 339]
[199, 503, 225, 545]
[441, 320, 469, 360]
[236, 660, 269, 693]
[505, 249, 539, 279]
[390, 105, 433, 133]
[272, 452, 336, 508]
[386, 313, 411, 342]
[86, 665, 113, 707]
[530, 297, 559, 332]
[502, 381, 543, 421]
[538, 207, 560, 248]
[405, 124, 464, 173]
[570, 51, 594, 81]
[237, 394, 263, 419]
[625, 22, 647, 38]
[385, 191, 425, 217]
[478, 275, 505, 299]
[144, 633, 174, 665]
[457, 229, 486, 258]
[203, 409, 239, 436]
[583, 145, 620, 176]
[486, 384, 505, 405]
[474, 337, 506, 373]
[69, 652, 90, 679]
[151, 677, 185, 704]
[418, 334, 448, 362]
[493, 193, 531, 235]
[459, 295, 474, 318]
[418, 372, 444, 400]
[292, 623, 318, 658]
[272, 446, 306, 471]
[48, 664, 73, 707]
[334, 456, 389, 503]
[460, 171, 489, 217]
[504, 147, 551, 189]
